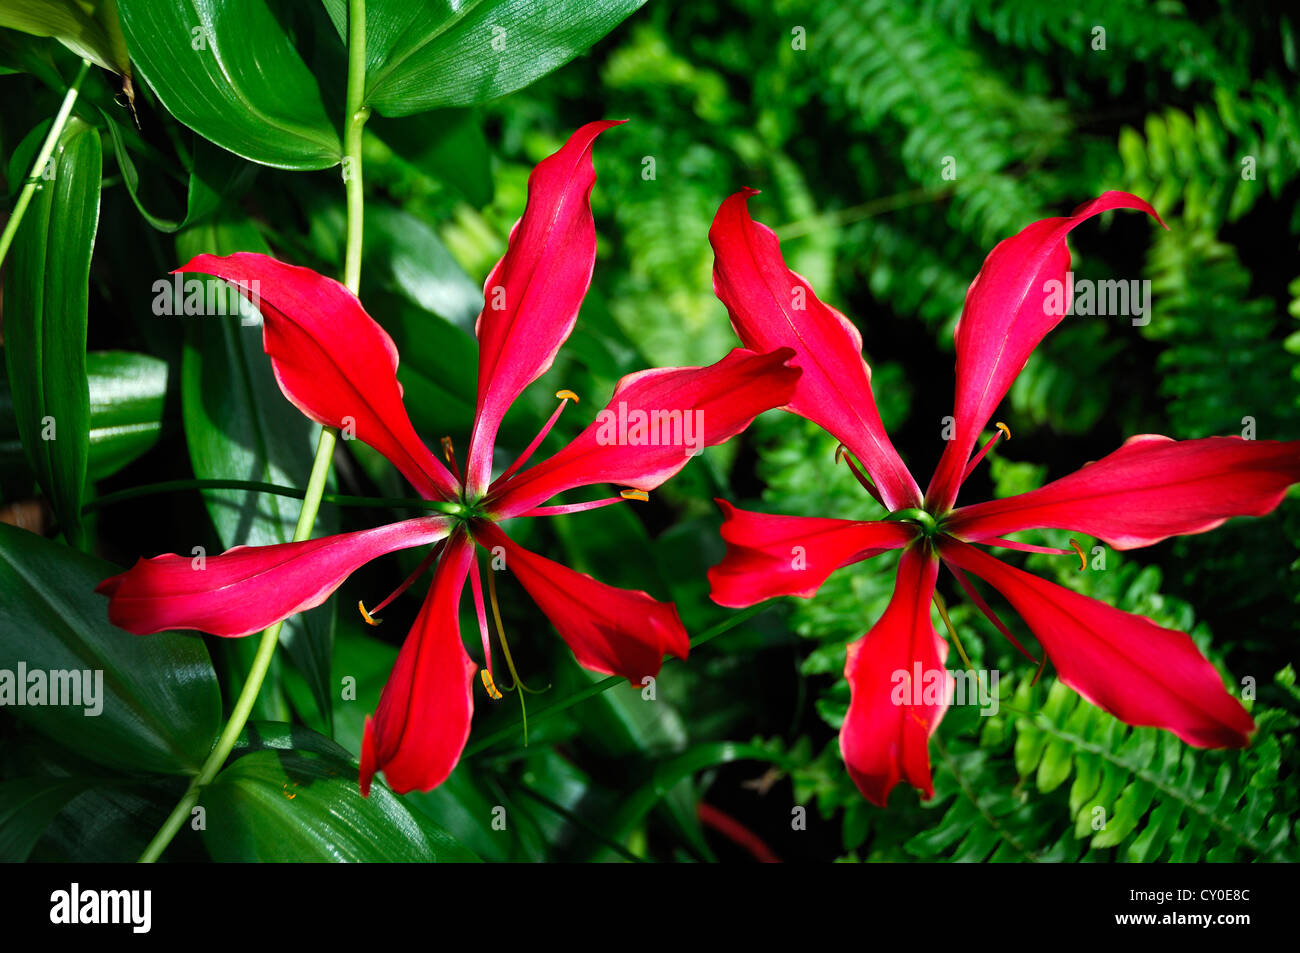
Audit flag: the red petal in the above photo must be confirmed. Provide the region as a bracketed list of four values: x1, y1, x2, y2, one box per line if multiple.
[360, 533, 477, 796]
[947, 434, 1300, 549]
[938, 538, 1254, 747]
[709, 189, 920, 510]
[925, 193, 1166, 512]
[487, 347, 799, 517]
[708, 500, 917, 607]
[840, 546, 948, 806]
[473, 522, 688, 682]
[176, 252, 459, 500]
[463, 120, 624, 496]
[97, 517, 452, 637]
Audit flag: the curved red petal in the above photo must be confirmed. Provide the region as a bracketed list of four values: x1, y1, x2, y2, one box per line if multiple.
[938, 538, 1254, 748]
[709, 189, 920, 510]
[96, 516, 452, 637]
[840, 546, 947, 807]
[487, 347, 799, 517]
[708, 500, 917, 607]
[926, 192, 1166, 512]
[947, 434, 1300, 549]
[176, 252, 459, 501]
[464, 120, 624, 496]
[473, 522, 688, 682]
[360, 533, 477, 796]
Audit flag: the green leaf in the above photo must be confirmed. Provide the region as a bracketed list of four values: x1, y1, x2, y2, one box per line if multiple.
[116, 0, 340, 170]
[0, 0, 131, 75]
[365, 206, 482, 332]
[176, 212, 336, 728]
[2, 116, 100, 547]
[0, 776, 96, 861]
[371, 109, 493, 206]
[85, 350, 168, 481]
[0, 523, 222, 774]
[203, 746, 479, 861]
[357, 0, 649, 116]
[607, 741, 791, 845]
[2, 350, 168, 488]
[101, 111, 254, 232]
[6, 119, 51, 199]
[0, 30, 66, 89]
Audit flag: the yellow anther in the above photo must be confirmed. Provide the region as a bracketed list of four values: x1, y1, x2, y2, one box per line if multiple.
[620, 489, 649, 502]
[1069, 539, 1086, 571]
[358, 600, 382, 626]
[555, 389, 580, 403]
[995, 422, 1012, 442]
[481, 669, 503, 700]
[834, 444, 847, 464]
[440, 436, 456, 464]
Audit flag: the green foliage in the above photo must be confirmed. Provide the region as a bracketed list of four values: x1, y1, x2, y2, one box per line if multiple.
[1, 0, 1295, 862]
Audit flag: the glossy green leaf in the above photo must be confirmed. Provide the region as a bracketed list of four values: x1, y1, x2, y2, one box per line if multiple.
[1, 350, 168, 486]
[355, 0, 649, 116]
[0, 776, 97, 861]
[85, 350, 168, 480]
[203, 745, 479, 861]
[0, 0, 131, 75]
[116, 0, 340, 170]
[366, 206, 482, 332]
[176, 212, 336, 728]
[2, 116, 100, 547]
[0, 523, 222, 774]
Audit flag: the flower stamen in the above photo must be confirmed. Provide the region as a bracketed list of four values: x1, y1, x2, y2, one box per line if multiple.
[962, 422, 1011, 483]
[357, 544, 443, 626]
[834, 444, 885, 507]
[1068, 539, 1086, 571]
[441, 436, 462, 484]
[495, 389, 580, 487]
[485, 565, 550, 745]
[469, 554, 497, 693]
[519, 488, 649, 517]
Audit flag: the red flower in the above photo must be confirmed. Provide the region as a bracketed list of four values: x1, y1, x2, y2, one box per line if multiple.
[706, 187, 1300, 806]
[98, 123, 799, 795]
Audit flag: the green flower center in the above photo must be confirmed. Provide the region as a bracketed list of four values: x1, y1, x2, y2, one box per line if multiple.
[884, 507, 944, 539]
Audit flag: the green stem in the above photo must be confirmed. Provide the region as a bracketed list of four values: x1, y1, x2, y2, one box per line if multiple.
[138, 1, 368, 863]
[82, 478, 465, 515]
[0, 59, 92, 270]
[342, 0, 369, 293]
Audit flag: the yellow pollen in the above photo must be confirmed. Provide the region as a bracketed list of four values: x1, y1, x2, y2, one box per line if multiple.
[1069, 539, 1086, 571]
[440, 436, 456, 464]
[481, 669, 503, 700]
[834, 443, 847, 464]
[995, 422, 1012, 442]
[555, 389, 580, 403]
[620, 489, 649, 502]
[358, 600, 382, 626]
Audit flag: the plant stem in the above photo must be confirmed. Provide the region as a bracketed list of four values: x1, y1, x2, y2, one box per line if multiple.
[0, 59, 92, 270]
[138, 1, 369, 863]
[342, 0, 369, 293]
[82, 478, 463, 515]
